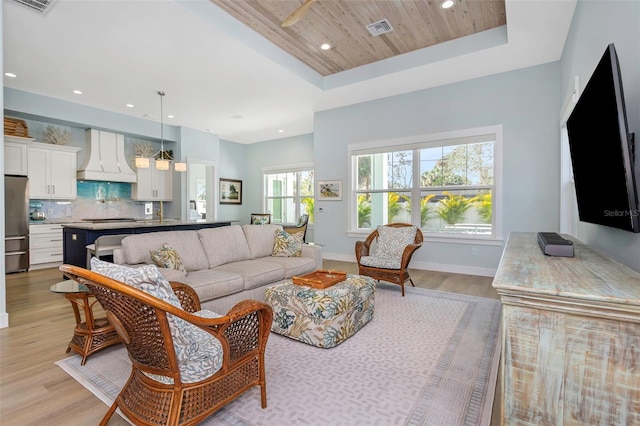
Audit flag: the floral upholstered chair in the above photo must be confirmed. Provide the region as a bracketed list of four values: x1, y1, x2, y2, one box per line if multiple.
[250, 213, 271, 225]
[59, 259, 272, 426]
[355, 223, 423, 296]
[282, 214, 309, 242]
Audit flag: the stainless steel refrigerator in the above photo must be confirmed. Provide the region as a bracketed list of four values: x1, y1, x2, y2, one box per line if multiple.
[5, 175, 29, 273]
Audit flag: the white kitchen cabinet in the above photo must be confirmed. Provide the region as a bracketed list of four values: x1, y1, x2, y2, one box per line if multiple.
[28, 142, 80, 199]
[4, 136, 32, 176]
[29, 224, 64, 269]
[132, 159, 173, 201]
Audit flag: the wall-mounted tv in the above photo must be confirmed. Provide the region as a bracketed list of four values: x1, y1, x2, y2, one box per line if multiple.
[566, 43, 639, 233]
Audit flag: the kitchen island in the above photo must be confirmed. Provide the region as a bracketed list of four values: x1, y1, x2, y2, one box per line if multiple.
[62, 220, 231, 268]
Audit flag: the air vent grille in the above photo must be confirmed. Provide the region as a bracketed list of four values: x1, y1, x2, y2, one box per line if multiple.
[366, 19, 394, 37]
[7, 0, 55, 15]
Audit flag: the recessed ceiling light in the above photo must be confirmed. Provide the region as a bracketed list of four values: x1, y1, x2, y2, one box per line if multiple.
[126, 104, 134, 108]
[167, 114, 174, 119]
[441, 0, 455, 9]
[72, 90, 83, 95]
[278, 129, 285, 133]
[320, 43, 331, 50]
[4, 72, 17, 78]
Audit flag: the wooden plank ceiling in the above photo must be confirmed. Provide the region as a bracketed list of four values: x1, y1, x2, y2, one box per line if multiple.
[208, 0, 507, 76]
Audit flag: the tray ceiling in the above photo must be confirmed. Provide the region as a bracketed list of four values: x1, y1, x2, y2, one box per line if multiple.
[3, 0, 576, 144]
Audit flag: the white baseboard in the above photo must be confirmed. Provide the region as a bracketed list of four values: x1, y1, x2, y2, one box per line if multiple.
[322, 252, 496, 278]
[0, 312, 9, 329]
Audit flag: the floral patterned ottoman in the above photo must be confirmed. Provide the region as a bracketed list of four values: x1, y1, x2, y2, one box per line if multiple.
[265, 274, 376, 348]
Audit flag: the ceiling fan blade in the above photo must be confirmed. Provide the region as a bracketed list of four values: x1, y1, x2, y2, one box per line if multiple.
[282, 0, 317, 27]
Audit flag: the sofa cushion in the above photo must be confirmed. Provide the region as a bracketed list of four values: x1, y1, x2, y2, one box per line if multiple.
[121, 231, 209, 272]
[242, 224, 283, 259]
[214, 260, 284, 290]
[272, 229, 303, 257]
[197, 226, 251, 268]
[158, 267, 188, 282]
[181, 269, 244, 302]
[259, 255, 316, 278]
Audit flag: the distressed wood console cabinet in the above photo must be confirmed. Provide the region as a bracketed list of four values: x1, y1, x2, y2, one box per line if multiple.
[492, 232, 640, 425]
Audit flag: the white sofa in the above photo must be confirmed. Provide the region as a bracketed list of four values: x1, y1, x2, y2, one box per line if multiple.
[112, 224, 322, 313]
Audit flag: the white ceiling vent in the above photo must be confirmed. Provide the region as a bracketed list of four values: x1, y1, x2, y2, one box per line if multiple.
[7, 0, 56, 15]
[366, 19, 394, 37]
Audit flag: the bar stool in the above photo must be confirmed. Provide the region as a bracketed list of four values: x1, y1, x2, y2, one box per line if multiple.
[86, 234, 129, 268]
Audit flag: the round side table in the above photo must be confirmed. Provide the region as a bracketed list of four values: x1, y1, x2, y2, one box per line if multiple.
[50, 280, 121, 365]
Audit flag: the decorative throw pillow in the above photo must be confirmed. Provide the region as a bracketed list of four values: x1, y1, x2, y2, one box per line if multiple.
[272, 229, 303, 257]
[374, 225, 417, 258]
[90, 257, 182, 307]
[150, 243, 187, 276]
[90, 258, 223, 381]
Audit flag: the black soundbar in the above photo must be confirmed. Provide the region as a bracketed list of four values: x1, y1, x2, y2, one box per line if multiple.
[537, 232, 574, 257]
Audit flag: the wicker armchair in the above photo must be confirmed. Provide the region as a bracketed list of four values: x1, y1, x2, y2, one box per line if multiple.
[355, 223, 423, 296]
[59, 264, 273, 426]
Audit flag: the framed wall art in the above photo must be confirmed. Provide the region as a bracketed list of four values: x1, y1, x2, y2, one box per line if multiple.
[317, 180, 343, 201]
[219, 178, 242, 205]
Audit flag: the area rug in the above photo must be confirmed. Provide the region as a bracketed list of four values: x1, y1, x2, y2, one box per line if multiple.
[56, 283, 502, 425]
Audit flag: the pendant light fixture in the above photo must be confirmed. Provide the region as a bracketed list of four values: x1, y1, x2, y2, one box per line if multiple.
[134, 156, 150, 168]
[134, 91, 187, 172]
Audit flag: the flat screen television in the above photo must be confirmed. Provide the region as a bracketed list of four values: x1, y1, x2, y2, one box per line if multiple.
[566, 43, 639, 233]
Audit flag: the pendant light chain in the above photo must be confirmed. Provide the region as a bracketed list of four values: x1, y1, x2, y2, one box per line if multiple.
[155, 90, 170, 171]
[159, 90, 165, 157]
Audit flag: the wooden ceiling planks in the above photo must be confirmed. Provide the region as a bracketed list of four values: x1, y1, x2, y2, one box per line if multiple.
[208, 0, 506, 76]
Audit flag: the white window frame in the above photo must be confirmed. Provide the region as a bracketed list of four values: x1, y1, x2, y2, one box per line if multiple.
[262, 162, 314, 224]
[347, 126, 503, 245]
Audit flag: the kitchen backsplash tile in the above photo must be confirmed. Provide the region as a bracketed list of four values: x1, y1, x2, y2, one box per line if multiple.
[77, 181, 131, 201]
[32, 181, 145, 221]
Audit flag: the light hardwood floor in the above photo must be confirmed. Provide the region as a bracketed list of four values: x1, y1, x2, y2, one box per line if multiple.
[0, 262, 500, 425]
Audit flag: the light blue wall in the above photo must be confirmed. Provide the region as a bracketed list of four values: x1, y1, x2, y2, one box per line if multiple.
[218, 139, 249, 223]
[235, 133, 314, 224]
[178, 127, 219, 220]
[559, 0, 640, 271]
[180, 127, 220, 161]
[313, 63, 561, 275]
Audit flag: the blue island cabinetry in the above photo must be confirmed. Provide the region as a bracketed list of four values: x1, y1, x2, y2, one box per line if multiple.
[62, 221, 231, 268]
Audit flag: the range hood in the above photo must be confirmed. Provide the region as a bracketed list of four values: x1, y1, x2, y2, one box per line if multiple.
[77, 129, 137, 183]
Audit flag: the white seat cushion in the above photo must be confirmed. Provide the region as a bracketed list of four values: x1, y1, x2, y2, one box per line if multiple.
[359, 255, 402, 270]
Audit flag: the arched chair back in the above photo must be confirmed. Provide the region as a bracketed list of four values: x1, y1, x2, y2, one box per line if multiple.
[355, 223, 423, 296]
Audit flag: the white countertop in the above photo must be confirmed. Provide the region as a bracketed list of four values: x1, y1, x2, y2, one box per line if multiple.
[60, 219, 230, 230]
